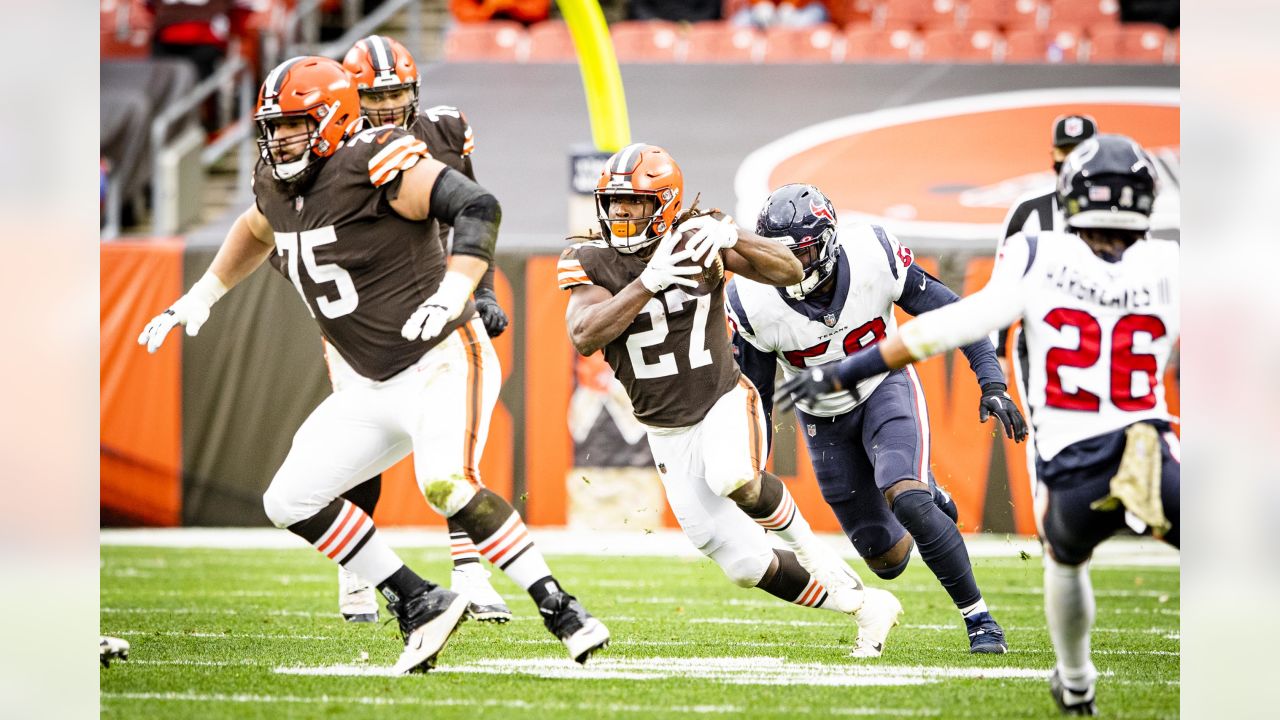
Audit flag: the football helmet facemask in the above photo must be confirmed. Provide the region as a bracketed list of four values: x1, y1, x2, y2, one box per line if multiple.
[756, 183, 839, 298]
[343, 35, 421, 129]
[595, 144, 683, 254]
[1058, 134, 1158, 232]
[254, 56, 361, 182]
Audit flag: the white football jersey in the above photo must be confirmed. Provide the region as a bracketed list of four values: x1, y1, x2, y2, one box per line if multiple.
[898, 231, 1179, 461]
[727, 224, 912, 416]
[1019, 233, 1179, 460]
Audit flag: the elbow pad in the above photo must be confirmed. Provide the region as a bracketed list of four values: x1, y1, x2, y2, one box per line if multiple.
[428, 167, 501, 263]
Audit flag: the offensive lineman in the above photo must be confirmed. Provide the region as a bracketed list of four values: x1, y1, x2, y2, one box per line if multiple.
[558, 144, 903, 658]
[137, 57, 609, 671]
[778, 135, 1179, 714]
[335, 34, 511, 625]
[728, 183, 1026, 653]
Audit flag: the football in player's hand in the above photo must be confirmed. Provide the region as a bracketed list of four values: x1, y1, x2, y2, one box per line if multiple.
[672, 224, 725, 297]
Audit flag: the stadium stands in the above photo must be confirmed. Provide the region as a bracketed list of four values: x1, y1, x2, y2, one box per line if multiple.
[1086, 23, 1170, 63]
[761, 25, 841, 63]
[684, 23, 762, 63]
[527, 20, 576, 62]
[920, 26, 1001, 62]
[611, 21, 683, 62]
[843, 24, 918, 62]
[874, 0, 960, 30]
[443, 20, 527, 62]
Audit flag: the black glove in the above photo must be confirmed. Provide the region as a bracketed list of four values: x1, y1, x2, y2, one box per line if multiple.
[980, 382, 1028, 442]
[774, 362, 851, 414]
[473, 288, 509, 338]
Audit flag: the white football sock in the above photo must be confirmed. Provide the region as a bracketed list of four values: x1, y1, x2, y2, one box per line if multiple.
[1044, 555, 1098, 688]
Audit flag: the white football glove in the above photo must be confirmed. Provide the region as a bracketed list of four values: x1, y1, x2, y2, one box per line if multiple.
[401, 271, 475, 343]
[638, 230, 701, 294]
[679, 213, 738, 268]
[137, 272, 227, 354]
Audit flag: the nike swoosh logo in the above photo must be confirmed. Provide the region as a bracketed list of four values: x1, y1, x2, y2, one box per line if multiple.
[918, 277, 927, 291]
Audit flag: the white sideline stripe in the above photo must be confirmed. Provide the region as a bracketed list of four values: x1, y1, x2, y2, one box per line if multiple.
[99, 528, 1180, 566]
[275, 656, 1052, 688]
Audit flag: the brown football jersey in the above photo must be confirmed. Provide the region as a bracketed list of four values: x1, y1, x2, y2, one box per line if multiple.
[406, 106, 483, 283]
[558, 239, 740, 428]
[408, 106, 475, 180]
[255, 125, 475, 382]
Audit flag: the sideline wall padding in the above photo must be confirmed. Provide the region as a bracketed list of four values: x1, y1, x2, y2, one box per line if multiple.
[101, 241, 184, 526]
[102, 244, 1178, 533]
[180, 253, 330, 526]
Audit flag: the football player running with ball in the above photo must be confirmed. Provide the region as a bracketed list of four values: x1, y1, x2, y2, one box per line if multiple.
[778, 135, 1179, 714]
[558, 144, 903, 658]
[333, 34, 511, 626]
[728, 183, 1026, 654]
[138, 57, 609, 672]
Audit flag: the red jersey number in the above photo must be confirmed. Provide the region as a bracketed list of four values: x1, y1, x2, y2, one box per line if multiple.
[1043, 308, 1166, 412]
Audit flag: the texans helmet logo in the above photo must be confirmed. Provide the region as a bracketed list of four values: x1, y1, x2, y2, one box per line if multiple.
[810, 198, 835, 223]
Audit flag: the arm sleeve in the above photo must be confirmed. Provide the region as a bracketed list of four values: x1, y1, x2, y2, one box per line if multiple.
[898, 235, 1031, 362]
[428, 167, 500, 264]
[895, 265, 1006, 387]
[733, 329, 779, 453]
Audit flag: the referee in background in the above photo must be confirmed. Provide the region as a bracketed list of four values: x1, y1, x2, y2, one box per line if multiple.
[991, 113, 1097, 487]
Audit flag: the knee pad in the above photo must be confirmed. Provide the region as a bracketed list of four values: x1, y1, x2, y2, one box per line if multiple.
[890, 487, 935, 529]
[262, 483, 314, 529]
[706, 467, 755, 499]
[709, 544, 771, 588]
[422, 474, 478, 517]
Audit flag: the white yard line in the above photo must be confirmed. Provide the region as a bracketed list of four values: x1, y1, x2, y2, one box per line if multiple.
[273, 655, 1056, 688]
[100, 528, 1179, 567]
[100, 691, 939, 716]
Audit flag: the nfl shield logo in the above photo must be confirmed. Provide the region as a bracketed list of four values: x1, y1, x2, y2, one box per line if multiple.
[658, 463, 667, 474]
[1065, 117, 1084, 137]
[807, 424, 817, 437]
[822, 313, 837, 328]
[293, 196, 304, 213]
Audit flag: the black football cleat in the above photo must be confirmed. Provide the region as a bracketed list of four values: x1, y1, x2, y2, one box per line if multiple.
[1050, 668, 1099, 716]
[966, 611, 1009, 654]
[385, 584, 469, 674]
[538, 591, 610, 664]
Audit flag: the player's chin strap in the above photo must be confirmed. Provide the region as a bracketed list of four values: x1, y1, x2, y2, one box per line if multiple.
[1089, 423, 1171, 538]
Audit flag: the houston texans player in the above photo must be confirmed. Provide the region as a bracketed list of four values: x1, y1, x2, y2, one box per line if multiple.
[777, 136, 1179, 715]
[728, 184, 1027, 653]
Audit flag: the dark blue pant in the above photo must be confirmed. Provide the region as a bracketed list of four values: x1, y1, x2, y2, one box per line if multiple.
[797, 369, 932, 560]
[1037, 421, 1181, 565]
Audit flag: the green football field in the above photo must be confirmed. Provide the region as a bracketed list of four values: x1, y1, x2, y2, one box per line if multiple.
[100, 540, 1178, 719]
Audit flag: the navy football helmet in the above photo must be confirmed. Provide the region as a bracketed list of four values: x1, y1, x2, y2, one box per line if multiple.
[756, 183, 838, 298]
[1058, 134, 1157, 232]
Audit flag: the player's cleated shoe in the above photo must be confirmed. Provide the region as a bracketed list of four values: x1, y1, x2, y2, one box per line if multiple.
[538, 591, 610, 664]
[451, 563, 512, 623]
[965, 611, 1008, 654]
[386, 584, 469, 675]
[1049, 668, 1099, 716]
[338, 566, 379, 623]
[849, 587, 903, 658]
[100, 636, 130, 667]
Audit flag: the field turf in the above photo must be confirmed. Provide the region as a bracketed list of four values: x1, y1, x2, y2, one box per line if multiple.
[100, 539, 1178, 719]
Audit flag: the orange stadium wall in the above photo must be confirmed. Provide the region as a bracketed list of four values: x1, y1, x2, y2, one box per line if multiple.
[101, 241, 185, 526]
[99, 245, 1178, 533]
